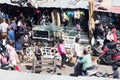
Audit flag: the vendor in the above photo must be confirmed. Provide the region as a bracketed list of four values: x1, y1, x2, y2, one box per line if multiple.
[77, 49, 92, 75]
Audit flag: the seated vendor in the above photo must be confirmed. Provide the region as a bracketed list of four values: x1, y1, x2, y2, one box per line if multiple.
[77, 49, 92, 75]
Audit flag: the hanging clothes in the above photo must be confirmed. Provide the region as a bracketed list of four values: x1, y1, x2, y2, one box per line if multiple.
[66, 11, 71, 17]
[51, 10, 61, 26]
[74, 11, 77, 19]
[76, 10, 80, 19]
[74, 10, 80, 19]
[63, 12, 69, 21]
[51, 11, 55, 24]
[70, 11, 74, 17]
[62, 12, 69, 26]
[57, 12, 61, 26]
[80, 11, 83, 18]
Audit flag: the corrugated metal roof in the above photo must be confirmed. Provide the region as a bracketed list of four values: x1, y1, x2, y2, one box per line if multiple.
[37, 0, 88, 9]
[36, 0, 120, 9]
[0, 0, 119, 10]
[0, 0, 19, 6]
[0, 0, 89, 9]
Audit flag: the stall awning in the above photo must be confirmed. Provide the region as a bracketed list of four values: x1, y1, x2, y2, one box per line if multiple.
[1, 0, 120, 14]
[0, 0, 89, 9]
[36, 0, 89, 9]
[95, 6, 120, 14]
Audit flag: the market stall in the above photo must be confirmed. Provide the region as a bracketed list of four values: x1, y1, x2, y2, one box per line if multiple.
[32, 23, 63, 41]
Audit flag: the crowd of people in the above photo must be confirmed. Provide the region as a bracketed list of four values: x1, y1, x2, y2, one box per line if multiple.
[0, 10, 32, 71]
[0, 9, 93, 75]
[0, 7, 119, 78]
[92, 21, 118, 55]
[57, 19, 120, 78]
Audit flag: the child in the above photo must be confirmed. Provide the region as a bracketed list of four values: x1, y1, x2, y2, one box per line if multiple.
[58, 39, 67, 69]
[35, 42, 42, 60]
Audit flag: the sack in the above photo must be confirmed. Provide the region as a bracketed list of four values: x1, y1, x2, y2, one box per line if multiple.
[70, 57, 77, 64]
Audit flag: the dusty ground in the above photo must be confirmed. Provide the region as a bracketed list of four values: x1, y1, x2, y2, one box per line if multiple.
[18, 59, 120, 78]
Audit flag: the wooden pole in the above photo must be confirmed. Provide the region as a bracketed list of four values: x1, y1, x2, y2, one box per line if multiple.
[88, 0, 95, 45]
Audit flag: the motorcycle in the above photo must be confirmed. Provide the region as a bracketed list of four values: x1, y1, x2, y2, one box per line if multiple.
[91, 40, 103, 56]
[97, 42, 120, 65]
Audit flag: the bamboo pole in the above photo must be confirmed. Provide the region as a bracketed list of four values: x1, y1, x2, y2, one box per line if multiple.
[88, 0, 95, 45]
